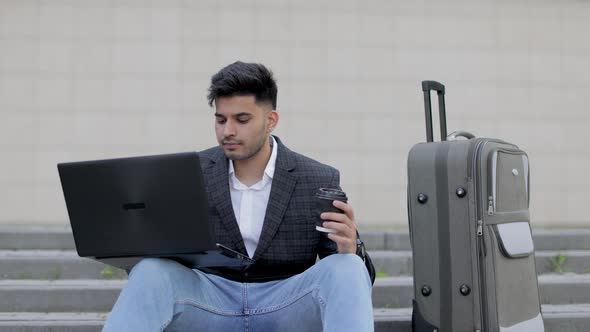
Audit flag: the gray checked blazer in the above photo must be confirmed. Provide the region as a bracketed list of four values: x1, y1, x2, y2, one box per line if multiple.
[196, 136, 375, 283]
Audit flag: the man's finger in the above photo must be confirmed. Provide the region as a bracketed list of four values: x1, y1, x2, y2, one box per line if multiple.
[333, 200, 355, 220]
[322, 221, 354, 235]
[320, 212, 349, 223]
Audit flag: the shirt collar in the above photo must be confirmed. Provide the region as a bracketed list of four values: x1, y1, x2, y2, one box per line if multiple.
[265, 135, 278, 179]
[228, 136, 278, 186]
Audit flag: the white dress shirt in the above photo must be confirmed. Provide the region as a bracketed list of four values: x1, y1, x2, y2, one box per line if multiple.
[228, 136, 278, 258]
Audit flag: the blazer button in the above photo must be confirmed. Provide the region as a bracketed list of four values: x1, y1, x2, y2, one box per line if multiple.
[244, 272, 249, 278]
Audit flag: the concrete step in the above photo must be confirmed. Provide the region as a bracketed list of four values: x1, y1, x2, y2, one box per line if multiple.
[363, 229, 590, 251]
[370, 250, 590, 276]
[372, 274, 590, 308]
[2, 249, 588, 280]
[0, 313, 105, 332]
[0, 251, 127, 280]
[2, 226, 590, 251]
[0, 280, 124, 313]
[374, 304, 590, 332]
[0, 226, 75, 250]
[1, 274, 589, 313]
[0, 305, 587, 332]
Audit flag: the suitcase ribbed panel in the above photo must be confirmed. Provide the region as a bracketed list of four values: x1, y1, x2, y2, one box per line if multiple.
[408, 143, 441, 329]
[408, 141, 478, 332]
[447, 142, 479, 331]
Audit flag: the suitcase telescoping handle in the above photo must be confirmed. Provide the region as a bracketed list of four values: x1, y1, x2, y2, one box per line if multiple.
[421, 80, 447, 142]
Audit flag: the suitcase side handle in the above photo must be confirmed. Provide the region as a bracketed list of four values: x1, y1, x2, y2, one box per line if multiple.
[421, 80, 448, 142]
[447, 130, 475, 140]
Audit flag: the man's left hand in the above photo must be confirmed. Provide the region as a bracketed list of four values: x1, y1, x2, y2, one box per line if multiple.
[320, 200, 357, 254]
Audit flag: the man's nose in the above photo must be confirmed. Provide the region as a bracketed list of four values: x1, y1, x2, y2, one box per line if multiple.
[223, 120, 236, 136]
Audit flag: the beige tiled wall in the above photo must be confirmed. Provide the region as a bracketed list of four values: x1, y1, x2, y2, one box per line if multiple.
[1, 0, 589, 228]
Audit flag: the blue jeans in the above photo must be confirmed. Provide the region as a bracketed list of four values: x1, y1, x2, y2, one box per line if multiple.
[102, 253, 374, 332]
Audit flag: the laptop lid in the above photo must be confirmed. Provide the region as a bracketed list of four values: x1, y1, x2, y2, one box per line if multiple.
[57, 152, 216, 259]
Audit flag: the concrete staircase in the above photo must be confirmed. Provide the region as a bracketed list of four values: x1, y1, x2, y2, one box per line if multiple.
[365, 230, 590, 331]
[1, 226, 589, 331]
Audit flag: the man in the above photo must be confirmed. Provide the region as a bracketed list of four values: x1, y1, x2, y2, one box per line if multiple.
[103, 62, 375, 332]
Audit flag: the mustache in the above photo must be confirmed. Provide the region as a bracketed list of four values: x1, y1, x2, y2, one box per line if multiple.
[222, 139, 242, 144]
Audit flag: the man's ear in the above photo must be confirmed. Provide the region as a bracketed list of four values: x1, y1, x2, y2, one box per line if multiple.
[268, 110, 279, 132]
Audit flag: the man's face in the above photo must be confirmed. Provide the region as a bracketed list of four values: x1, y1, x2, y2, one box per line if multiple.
[214, 95, 276, 161]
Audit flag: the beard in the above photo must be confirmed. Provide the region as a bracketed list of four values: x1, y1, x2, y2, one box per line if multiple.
[222, 131, 268, 161]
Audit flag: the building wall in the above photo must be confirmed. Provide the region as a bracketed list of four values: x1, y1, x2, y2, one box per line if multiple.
[1, 0, 589, 228]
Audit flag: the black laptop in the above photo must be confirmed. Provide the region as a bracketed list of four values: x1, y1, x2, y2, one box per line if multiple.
[57, 152, 253, 271]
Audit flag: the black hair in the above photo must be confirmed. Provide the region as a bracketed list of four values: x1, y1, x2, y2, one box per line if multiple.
[207, 61, 278, 109]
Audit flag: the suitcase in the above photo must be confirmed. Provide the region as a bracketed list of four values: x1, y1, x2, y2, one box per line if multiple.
[408, 81, 544, 332]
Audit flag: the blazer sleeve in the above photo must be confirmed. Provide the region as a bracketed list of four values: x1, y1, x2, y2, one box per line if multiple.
[317, 171, 376, 285]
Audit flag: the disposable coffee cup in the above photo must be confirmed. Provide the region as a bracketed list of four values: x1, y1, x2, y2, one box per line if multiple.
[314, 188, 348, 233]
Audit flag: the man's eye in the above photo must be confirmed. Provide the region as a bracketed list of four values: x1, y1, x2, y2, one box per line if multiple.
[216, 119, 226, 124]
[237, 118, 249, 124]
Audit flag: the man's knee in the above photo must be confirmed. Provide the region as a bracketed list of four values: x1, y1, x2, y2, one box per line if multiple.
[321, 253, 365, 270]
[317, 254, 369, 286]
[129, 258, 182, 279]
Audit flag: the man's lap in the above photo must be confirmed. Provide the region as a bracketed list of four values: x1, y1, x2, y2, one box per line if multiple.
[128, 254, 368, 331]
[166, 292, 322, 332]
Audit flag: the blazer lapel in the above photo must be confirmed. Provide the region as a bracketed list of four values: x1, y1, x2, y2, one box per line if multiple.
[202, 148, 248, 255]
[252, 140, 297, 260]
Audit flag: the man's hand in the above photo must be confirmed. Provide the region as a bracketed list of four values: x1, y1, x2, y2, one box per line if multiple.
[320, 200, 357, 254]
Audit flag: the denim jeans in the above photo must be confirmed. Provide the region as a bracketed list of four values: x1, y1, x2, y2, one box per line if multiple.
[102, 253, 374, 332]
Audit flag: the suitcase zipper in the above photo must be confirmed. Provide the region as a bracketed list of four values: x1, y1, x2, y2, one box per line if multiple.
[478, 220, 487, 257]
[478, 228, 488, 332]
[473, 140, 488, 331]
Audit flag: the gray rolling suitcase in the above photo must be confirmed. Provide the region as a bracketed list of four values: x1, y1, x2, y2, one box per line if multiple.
[408, 81, 544, 332]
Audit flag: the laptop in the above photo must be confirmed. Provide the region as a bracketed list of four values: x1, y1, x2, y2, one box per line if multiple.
[57, 152, 253, 271]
